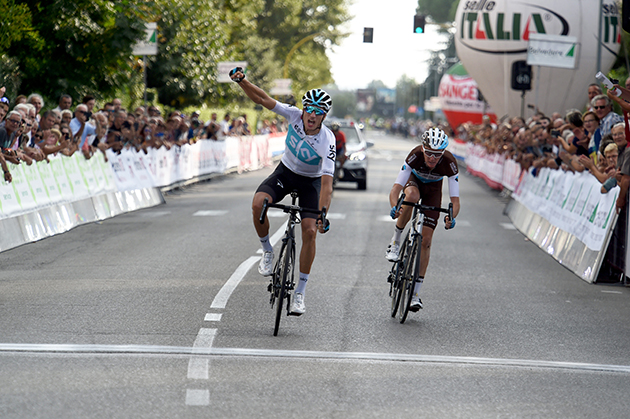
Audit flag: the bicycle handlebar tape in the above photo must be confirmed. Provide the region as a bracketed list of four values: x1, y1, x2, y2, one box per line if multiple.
[229, 67, 245, 83]
[259, 198, 269, 224]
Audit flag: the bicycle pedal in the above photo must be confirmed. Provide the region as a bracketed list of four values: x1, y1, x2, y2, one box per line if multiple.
[267, 283, 273, 293]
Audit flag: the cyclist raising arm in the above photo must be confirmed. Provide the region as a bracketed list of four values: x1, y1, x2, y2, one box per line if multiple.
[229, 67, 334, 316]
[386, 127, 460, 311]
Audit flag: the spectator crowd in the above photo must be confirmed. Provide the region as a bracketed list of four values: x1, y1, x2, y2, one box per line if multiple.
[0, 89, 288, 184]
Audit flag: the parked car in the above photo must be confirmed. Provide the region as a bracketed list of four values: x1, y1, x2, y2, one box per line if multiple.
[326, 119, 372, 190]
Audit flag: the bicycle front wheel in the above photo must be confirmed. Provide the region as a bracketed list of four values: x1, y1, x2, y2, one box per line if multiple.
[274, 238, 294, 336]
[398, 239, 418, 324]
[390, 237, 408, 317]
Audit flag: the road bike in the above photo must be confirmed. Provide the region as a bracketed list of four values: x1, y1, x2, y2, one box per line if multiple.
[259, 191, 327, 336]
[388, 193, 452, 324]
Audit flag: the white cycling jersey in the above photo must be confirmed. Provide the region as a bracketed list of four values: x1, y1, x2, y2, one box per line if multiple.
[272, 101, 336, 178]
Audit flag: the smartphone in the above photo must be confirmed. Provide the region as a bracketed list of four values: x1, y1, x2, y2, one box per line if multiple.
[551, 129, 560, 138]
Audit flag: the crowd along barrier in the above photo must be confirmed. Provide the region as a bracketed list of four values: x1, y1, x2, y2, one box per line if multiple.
[0, 132, 287, 252]
[454, 140, 624, 283]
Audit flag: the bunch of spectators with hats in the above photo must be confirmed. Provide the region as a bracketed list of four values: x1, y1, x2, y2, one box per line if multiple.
[0, 89, 287, 184]
[455, 79, 630, 213]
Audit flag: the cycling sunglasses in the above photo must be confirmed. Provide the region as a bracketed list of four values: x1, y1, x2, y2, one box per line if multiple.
[424, 149, 444, 159]
[304, 106, 326, 116]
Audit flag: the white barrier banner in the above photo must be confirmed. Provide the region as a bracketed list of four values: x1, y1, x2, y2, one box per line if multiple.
[0, 163, 22, 217]
[10, 164, 38, 212]
[22, 161, 49, 209]
[502, 158, 523, 192]
[513, 168, 618, 251]
[62, 154, 90, 199]
[48, 155, 75, 201]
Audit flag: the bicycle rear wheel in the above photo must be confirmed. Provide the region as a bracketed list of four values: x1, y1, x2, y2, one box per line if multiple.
[398, 239, 418, 324]
[274, 239, 294, 336]
[390, 237, 408, 317]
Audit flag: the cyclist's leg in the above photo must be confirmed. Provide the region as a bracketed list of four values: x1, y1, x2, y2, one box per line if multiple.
[294, 174, 321, 301]
[386, 180, 419, 261]
[253, 163, 289, 239]
[414, 181, 441, 294]
[395, 181, 420, 230]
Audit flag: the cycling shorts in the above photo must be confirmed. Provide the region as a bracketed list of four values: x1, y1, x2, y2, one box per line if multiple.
[257, 162, 322, 219]
[404, 175, 442, 230]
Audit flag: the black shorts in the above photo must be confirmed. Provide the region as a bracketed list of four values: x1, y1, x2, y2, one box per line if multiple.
[405, 175, 443, 230]
[257, 162, 322, 219]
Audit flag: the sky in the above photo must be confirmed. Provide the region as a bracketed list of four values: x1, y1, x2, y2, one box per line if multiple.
[327, 0, 449, 91]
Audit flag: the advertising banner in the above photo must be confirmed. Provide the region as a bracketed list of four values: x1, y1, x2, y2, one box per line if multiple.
[455, 0, 620, 118]
[527, 34, 578, 69]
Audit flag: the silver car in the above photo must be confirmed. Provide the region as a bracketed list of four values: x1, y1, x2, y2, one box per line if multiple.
[328, 120, 371, 190]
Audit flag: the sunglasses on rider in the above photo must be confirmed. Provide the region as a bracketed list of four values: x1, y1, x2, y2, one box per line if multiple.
[304, 106, 326, 116]
[424, 149, 444, 159]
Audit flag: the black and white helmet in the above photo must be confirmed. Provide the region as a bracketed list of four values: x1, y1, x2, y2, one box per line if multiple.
[302, 89, 332, 113]
[421, 127, 449, 151]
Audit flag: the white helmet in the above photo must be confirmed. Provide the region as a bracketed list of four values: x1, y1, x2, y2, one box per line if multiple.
[302, 89, 332, 113]
[421, 127, 449, 151]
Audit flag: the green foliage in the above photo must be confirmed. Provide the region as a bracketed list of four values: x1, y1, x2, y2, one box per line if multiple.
[417, 0, 458, 22]
[0, 0, 41, 55]
[146, 0, 232, 108]
[2, 0, 350, 111]
[7, 0, 149, 104]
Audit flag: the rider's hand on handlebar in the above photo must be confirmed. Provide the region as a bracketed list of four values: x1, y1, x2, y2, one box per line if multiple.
[390, 206, 401, 219]
[317, 217, 330, 234]
[444, 216, 456, 230]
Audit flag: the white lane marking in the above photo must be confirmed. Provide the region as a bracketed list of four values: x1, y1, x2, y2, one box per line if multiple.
[267, 209, 286, 218]
[187, 328, 217, 380]
[326, 213, 346, 220]
[187, 358, 209, 380]
[204, 313, 223, 321]
[185, 389, 210, 406]
[500, 222, 517, 230]
[601, 290, 623, 294]
[193, 210, 228, 216]
[3, 343, 630, 374]
[191, 328, 217, 355]
[210, 257, 259, 309]
[139, 211, 171, 217]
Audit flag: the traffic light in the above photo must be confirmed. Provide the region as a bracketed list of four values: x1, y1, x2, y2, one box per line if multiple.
[414, 15, 426, 34]
[363, 27, 373, 43]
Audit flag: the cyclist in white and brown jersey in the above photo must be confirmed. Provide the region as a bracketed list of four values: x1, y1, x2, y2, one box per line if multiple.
[386, 127, 460, 311]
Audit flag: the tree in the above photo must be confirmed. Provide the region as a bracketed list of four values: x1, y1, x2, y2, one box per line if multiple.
[146, 0, 235, 108]
[7, 1, 149, 103]
[417, 0, 458, 22]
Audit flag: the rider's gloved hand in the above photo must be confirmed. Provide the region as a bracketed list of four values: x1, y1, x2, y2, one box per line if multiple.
[445, 216, 456, 230]
[390, 206, 398, 219]
[229, 67, 245, 83]
[318, 218, 330, 233]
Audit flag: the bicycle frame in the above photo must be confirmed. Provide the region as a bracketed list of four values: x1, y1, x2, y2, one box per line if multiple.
[259, 191, 326, 336]
[389, 193, 453, 324]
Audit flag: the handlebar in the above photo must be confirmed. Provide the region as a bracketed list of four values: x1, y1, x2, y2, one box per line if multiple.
[259, 197, 328, 227]
[401, 200, 453, 216]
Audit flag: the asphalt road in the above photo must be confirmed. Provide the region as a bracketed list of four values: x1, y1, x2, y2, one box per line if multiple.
[1, 131, 630, 418]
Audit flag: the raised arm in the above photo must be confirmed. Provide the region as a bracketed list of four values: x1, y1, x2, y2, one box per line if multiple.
[229, 68, 277, 111]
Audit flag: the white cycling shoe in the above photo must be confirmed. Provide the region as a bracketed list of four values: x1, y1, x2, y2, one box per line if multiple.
[385, 242, 400, 262]
[289, 293, 306, 316]
[409, 295, 423, 312]
[258, 251, 274, 276]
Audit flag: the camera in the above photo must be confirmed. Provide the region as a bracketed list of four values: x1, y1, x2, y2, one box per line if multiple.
[551, 129, 560, 138]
